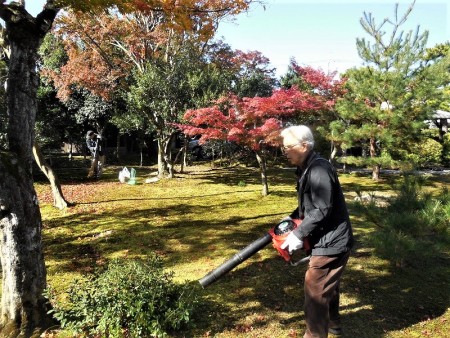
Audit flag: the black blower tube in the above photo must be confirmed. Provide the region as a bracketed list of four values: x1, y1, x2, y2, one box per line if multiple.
[199, 233, 272, 288]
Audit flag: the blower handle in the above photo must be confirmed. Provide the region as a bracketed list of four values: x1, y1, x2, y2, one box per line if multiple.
[199, 233, 272, 288]
[290, 255, 311, 266]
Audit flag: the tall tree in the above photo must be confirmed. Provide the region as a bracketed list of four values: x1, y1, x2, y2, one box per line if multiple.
[330, 1, 449, 179]
[0, 3, 60, 336]
[230, 49, 277, 98]
[48, 2, 257, 176]
[127, 56, 193, 177]
[0, 1, 254, 336]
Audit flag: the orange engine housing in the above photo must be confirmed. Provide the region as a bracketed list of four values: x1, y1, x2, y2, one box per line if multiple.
[268, 218, 302, 261]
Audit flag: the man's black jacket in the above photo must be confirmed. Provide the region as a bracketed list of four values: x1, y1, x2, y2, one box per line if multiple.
[290, 152, 354, 256]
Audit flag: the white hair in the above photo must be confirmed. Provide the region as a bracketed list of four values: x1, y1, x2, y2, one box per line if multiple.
[281, 125, 315, 149]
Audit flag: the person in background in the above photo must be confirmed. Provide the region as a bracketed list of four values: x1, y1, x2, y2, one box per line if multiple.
[280, 125, 354, 338]
[86, 130, 104, 178]
[86, 130, 99, 157]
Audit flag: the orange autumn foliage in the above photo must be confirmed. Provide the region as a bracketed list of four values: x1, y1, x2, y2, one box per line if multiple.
[44, 0, 255, 101]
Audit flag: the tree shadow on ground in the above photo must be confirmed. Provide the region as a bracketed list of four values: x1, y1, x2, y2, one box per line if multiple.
[40, 165, 450, 337]
[174, 165, 298, 188]
[177, 246, 449, 337]
[44, 201, 449, 337]
[43, 199, 284, 274]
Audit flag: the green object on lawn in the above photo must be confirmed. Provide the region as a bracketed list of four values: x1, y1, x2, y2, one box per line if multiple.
[128, 168, 137, 185]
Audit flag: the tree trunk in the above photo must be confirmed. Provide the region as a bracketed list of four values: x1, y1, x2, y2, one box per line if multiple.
[372, 165, 380, 180]
[370, 138, 380, 180]
[173, 146, 185, 174]
[164, 133, 175, 179]
[116, 133, 121, 162]
[329, 141, 338, 163]
[0, 4, 59, 336]
[0, 154, 54, 337]
[157, 139, 167, 178]
[87, 144, 101, 179]
[255, 150, 269, 196]
[32, 142, 69, 210]
[157, 134, 174, 179]
[68, 142, 73, 161]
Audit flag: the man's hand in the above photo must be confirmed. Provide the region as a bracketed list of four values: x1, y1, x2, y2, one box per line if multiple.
[280, 232, 303, 255]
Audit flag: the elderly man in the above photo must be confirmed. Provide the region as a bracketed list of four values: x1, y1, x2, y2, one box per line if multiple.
[280, 125, 354, 338]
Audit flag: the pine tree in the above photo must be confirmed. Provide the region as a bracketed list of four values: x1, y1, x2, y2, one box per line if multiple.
[331, 1, 449, 179]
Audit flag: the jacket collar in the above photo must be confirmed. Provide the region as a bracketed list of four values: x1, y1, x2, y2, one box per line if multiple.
[300, 151, 318, 171]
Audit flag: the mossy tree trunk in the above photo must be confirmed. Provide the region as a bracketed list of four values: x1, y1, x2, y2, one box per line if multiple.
[32, 142, 69, 210]
[157, 132, 174, 179]
[157, 138, 168, 178]
[0, 3, 59, 337]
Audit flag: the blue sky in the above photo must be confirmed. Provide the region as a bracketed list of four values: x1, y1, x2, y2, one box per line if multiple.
[215, 0, 449, 76]
[25, 0, 449, 76]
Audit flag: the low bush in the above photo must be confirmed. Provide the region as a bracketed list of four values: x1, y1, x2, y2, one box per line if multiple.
[416, 138, 443, 167]
[357, 175, 450, 266]
[47, 256, 198, 338]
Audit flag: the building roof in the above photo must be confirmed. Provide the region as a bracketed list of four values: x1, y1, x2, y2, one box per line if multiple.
[433, 110, 450, 119]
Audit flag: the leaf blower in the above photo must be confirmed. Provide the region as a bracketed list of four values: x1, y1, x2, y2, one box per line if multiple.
[199, 218, 310, 288]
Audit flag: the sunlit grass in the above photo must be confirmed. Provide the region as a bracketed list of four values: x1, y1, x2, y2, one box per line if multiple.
[37, 163, 450, 337]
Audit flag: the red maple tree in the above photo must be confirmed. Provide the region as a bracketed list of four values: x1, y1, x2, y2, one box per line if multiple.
[179, 64, 346, 195]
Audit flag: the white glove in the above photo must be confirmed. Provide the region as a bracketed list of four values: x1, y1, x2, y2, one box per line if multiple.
[280, 232, 303, 254]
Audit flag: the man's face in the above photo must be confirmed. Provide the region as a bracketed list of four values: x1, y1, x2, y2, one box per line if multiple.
[282, 138, 309, 166]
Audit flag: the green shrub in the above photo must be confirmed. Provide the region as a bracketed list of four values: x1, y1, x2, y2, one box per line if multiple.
[416, 138, 442, 167]
[47, 256, 198, 338]
[387, 175, 425, 213]
[237, 180, 246, 187]
[421, 187, 450, 235]
[368, 176, 450, 266]
[371, 229, 417, 267]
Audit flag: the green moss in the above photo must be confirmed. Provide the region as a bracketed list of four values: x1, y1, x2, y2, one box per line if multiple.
[38, 164, 450, 338]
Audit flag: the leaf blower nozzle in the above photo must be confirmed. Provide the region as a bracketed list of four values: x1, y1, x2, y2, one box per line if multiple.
[199, 219, 307, 288]
[199, 233, 272, 288]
